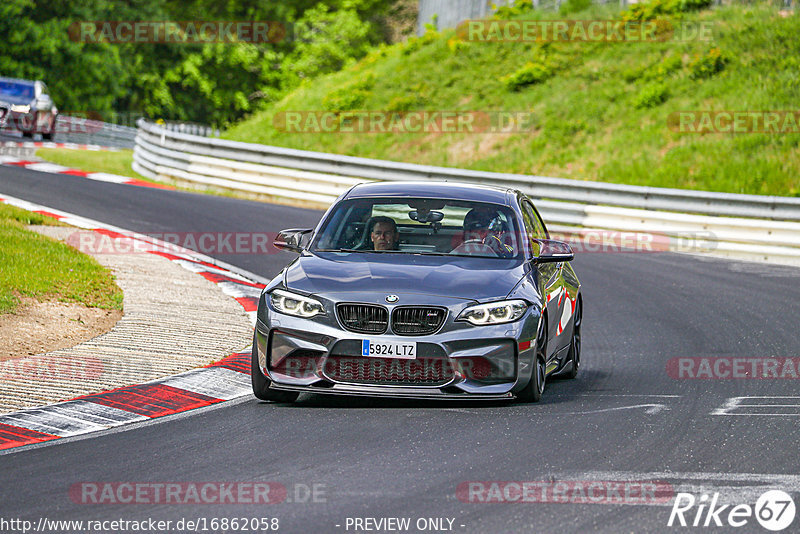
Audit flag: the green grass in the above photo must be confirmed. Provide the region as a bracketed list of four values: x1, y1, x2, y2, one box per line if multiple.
[224, 2, 800, 196]
[0, 204, 123, 315]
[35, 148, 145, 181]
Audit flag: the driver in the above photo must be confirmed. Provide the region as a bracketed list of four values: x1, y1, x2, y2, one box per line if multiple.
[455, 208, 514, 256]
[369, 216, 400, 251]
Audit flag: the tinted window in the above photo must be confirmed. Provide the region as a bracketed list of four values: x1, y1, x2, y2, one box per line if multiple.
[522, 200, 548, 239]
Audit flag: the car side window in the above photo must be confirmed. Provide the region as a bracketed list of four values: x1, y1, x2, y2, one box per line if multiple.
[519, 201, 539, 258]
[522, 200, 548, 239]
[520, 203, 535, 238]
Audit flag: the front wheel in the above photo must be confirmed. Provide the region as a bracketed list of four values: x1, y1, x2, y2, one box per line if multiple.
[40, 114, 55, 140]
[517, 316, 547, 403]
[564, 298, 582, 379]
[251, 333, 299, 403]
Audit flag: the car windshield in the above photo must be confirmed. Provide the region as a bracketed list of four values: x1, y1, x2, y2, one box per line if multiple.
[312, 197, 521, 259]
[0, 81, 35, 101]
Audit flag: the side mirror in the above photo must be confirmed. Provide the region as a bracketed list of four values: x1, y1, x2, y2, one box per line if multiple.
[274, 228, 313, 253]
[531, 239, 574, 264]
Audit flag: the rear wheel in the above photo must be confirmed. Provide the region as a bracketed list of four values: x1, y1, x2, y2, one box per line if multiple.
[251, 332, 299, 403]
[517, 316, 547, 403]
[565, 298, 582, 379]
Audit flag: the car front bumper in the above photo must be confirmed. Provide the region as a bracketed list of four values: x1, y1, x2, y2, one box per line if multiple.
[253, 306, 540, 400]
[7, 109, 55, 133]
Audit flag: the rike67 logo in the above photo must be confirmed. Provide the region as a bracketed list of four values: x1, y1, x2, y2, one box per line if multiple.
[668, 490, 796, 531]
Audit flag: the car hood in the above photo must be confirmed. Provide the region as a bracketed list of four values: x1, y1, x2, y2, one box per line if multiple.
[0, 95, 33, 106]
[284, 252, 526, 301]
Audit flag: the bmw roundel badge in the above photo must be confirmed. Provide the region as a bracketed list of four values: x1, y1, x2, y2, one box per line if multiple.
[385, 295, 399, 303]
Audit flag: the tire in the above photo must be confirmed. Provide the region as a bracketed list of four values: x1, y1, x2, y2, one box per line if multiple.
[41, 114, 55, 140]
[20, 113, 35, 137]
[517, 316, 547, 403]
[564, 298, 582, 379]
[251, 332, 299, 403]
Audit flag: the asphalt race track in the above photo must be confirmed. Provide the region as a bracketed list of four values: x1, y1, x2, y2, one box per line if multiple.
[2, 164, 800, 533]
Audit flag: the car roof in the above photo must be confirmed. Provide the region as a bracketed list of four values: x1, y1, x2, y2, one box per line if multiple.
[344, 181, 514, 204]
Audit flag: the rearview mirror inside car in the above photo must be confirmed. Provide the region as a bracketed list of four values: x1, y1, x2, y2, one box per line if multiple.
[409, 210, 444, 223]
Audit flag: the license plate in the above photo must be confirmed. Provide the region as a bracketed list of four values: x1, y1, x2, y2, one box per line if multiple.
[362, 339, 417, 359]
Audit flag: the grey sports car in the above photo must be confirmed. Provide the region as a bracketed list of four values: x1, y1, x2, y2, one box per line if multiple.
[252, 182, 582, 402]
[0, 78, 58, 139]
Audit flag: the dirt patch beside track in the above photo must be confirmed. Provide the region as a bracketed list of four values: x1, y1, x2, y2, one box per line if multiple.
[0, 297, 121, 360]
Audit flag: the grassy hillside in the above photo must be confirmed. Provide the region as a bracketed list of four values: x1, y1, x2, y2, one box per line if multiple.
[224, 1, 800, 196]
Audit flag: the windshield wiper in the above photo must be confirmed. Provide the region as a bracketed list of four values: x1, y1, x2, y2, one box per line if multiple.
[316, 248, 376, 253]
[316, 248, 404, 254]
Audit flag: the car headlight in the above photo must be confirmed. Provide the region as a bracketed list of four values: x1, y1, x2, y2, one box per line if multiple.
[10, 105, 30, 113]
[457, 299, 528, 326]
[270, 289, 325, 318]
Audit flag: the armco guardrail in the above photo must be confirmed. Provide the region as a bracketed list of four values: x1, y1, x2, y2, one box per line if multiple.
[55, 115, 138, 149]
[133, 119, 800, 266]
[134, 119, 800, 219]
